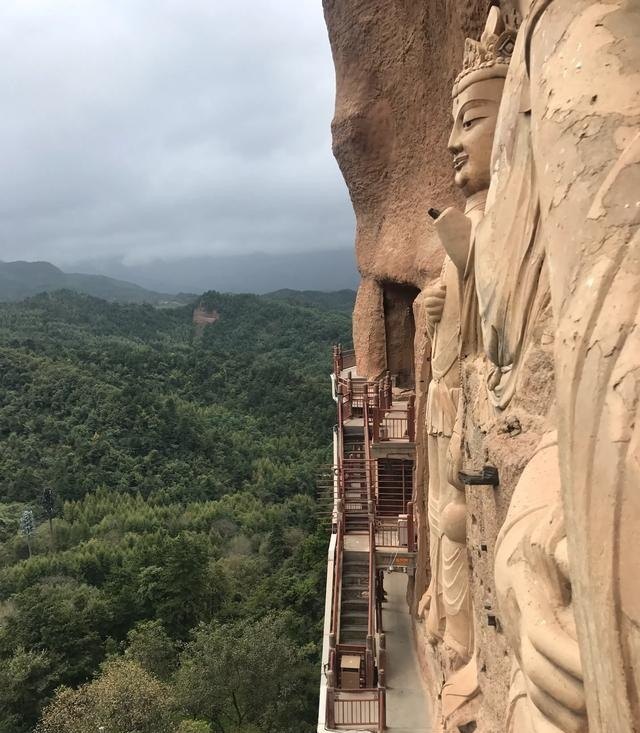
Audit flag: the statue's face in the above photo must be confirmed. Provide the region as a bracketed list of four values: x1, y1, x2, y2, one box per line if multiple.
[448, 78, 504, 198]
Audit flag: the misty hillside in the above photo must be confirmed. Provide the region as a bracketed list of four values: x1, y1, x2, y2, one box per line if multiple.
[72, 249, 359, 294]
[0, 260, 190, 305]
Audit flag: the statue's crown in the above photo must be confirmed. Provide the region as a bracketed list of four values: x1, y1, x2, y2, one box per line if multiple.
[452, 7, 516, 97]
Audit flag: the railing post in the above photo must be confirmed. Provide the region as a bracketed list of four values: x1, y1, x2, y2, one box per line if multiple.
[363, 383, 375, 500]
[378, 669, 387, 731]
[327, 670, 336, 728]
[407, 395, 416, 442]
[378, 633, 386, 671]
[366, 635, 375, 688]
[376, 575, 384, 632]
[373, 403, 380, 443]
[363, 382, 369, 425]
[384, 371, 392, 409]
[407, 501, 415, 553]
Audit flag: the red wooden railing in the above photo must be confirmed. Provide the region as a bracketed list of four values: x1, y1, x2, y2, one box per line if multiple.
[332, 690, 380, 728]
[337, 391, 345, 500]
[374, 503, 415, 552]
[333, 344, 356, 378]
[363, 385, 374, 506]
[330, 517, 345, 643]
[326, 354, 425, 732]
[366, 520, 376, 688]
[407, 502, 415, 553]
[343, 349, 356, 370]
[371, 395, 415, 443]
[337, 375, 378, 419]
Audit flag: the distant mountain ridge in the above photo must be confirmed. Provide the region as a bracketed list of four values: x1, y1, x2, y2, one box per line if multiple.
[0, 260, 358, 314]
[72, 249, 359, 294]
[0, 260, 191, 305]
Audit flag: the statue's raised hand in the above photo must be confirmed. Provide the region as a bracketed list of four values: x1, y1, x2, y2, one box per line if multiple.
[518, 506, 587, 732]
[425, 284, 447, 336]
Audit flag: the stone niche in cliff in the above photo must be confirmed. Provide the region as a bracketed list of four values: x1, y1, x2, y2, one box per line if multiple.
[324, 1, 640, 732]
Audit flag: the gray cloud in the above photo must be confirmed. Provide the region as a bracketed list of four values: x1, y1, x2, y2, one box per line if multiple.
[0, 0, 354, 266]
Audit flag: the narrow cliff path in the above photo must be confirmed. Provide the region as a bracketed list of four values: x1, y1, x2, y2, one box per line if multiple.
[383, 572, 431, 732]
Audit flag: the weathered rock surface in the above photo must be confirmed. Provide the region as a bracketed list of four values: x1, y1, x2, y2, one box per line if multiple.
[323, 0, 491, 379]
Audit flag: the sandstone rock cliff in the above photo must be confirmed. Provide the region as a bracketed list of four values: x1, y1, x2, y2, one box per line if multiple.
[323, 0, 491, 381]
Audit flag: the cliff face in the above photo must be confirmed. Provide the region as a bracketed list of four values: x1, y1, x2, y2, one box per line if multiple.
[323, 2, 494, 726]
[323, 0, 492, 286]
[323, 0, 490, 379]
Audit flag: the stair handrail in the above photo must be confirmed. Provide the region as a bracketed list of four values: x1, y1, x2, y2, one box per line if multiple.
[407, 500, 415, 553]
[336, 384, 345, 502]
[365, 519, 376, 687]
[367, 520, 376, 638]
[362, 384, 374, 506]
[407, 394, 416, 442]
[372, 387, 381, 443]
[330, 514, 344, 650]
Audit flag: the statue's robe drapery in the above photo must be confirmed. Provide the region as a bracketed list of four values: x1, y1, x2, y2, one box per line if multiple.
[474, 50, 549, 410]
[484, 0, 640, 729]
[475, 11, 582, 732]
[424, 255, 464, 648]
[525, 1, 640, 729]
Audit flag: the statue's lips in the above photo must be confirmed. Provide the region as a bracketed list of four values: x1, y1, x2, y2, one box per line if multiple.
[453, 154, 468, 172]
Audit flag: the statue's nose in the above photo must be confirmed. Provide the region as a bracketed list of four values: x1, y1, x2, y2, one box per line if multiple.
[448, 126, 462, 155]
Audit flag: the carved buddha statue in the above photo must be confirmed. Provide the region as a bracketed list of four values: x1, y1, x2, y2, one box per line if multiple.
[420, 8, 512, 680]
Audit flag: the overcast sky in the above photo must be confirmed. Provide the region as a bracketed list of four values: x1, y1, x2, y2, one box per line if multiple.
[0, 0, 354, 266]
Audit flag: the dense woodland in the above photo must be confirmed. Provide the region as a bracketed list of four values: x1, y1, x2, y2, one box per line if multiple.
[0, 290, 351, 733]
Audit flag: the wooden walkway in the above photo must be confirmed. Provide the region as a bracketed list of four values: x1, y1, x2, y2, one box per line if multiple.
[383, 573, 431, 732]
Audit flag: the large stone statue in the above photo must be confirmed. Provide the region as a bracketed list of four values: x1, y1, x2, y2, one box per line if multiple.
[420, 9, 512, 711]
[474, 0, 639, 731]
[468, 7, 586, 732]
[516, 2, 639, 730]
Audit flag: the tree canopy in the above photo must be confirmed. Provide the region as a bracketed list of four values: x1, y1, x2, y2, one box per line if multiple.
[0, 290, 351, 732]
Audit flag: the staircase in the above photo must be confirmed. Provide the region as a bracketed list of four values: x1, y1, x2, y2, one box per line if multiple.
[343, 457, 370, 533]
[376, 458, 412, 518]
[339, 551, 370, 645]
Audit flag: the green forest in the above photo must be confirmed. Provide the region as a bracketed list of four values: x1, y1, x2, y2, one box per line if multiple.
[0, 290, 351, 733]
